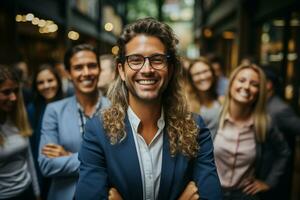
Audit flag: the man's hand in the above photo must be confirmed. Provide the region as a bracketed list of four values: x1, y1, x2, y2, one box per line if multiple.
[178, 181, 199, 200]
[243, 179, 270, 195]
[42, 144, 71, 158]
[108, 188, 123, 200]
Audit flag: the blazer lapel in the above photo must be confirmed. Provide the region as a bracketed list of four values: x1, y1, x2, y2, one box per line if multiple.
[111, 115, 143, 199]
[66, 97, 82, 147]
[157, 131, 176, 200]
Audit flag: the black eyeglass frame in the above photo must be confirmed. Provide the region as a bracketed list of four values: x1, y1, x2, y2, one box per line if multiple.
[124, 54, 171, 71]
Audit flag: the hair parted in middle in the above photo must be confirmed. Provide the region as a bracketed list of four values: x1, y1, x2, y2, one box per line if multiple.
[102, 17, 199, 157]
[186, 57, 218, 113]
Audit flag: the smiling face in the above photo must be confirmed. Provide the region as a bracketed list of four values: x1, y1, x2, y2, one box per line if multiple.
[118, 35, 171, 105]
[230, 68, 260, 106]
[36, 69, 59, 102]
[190, 61, 214, 93]
[69, 50, 100, 97]
[0, 79, 18, 112]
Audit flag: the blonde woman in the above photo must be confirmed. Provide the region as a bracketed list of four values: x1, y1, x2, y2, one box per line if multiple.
[0, 65, 40, 200]
[203, 64, 290, 199]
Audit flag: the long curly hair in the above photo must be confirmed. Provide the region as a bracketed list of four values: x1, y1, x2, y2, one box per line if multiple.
[102, 18, 199, 157]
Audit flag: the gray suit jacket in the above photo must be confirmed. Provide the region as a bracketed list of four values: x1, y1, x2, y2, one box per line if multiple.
[38, 96, 110, 200]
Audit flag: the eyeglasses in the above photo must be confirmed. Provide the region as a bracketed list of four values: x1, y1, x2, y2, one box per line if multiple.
[125, 54, 170, 70]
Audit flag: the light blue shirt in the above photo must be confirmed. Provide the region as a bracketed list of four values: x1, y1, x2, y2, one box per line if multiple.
[127, 107, 165, 200]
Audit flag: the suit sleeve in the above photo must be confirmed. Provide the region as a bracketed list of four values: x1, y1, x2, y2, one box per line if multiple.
[192, 115, 222, 200]
[263, 123, 290, 188]
[75, 117, 109, 200]
[38, 104, 80, 177]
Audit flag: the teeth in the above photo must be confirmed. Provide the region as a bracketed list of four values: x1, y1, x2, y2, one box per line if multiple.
[239, 90, 249, 97]
[138, 80, 156, 85]
[82, 80, 92, 85]
[200, 80, 209, 84]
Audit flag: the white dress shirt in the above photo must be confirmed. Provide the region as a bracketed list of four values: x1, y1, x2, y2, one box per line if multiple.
[127, 107, 165, 200]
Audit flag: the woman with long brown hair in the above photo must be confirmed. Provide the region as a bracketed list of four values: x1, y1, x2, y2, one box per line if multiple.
[186, 57, 222, 128]
[0, 65, 40, 200]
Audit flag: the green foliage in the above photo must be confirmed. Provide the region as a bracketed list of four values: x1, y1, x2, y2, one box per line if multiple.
[127, 0, 158, 22]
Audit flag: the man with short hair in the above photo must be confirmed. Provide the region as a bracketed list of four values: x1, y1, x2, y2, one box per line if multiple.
[76, 18, 221, 200]
[38, 44, 110, 200]
[208, 54, 228, 97]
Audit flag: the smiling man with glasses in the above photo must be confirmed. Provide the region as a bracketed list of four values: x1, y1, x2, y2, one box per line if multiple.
[76, 18, 222, 200]
[38, 44, 110, 200]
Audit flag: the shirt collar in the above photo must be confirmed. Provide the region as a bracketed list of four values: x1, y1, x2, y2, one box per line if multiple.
[224, 113, 254, 128]
[127, 106, 165, 133]
[76, 92, 102, 118]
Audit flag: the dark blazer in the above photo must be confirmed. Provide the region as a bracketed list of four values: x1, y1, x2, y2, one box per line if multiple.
[267, 95, 300, 136]
[266, 95, 299, 199]
[75, 114, 222, 200]
[27, 101, 50, 200]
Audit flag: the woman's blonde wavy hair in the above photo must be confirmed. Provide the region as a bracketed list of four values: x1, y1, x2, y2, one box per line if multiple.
[219, 64, 268, 142]
[102, 18, 199, 157]
[0, 65, 32, 145]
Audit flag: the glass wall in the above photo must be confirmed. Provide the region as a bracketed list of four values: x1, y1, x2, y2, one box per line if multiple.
[259, 11, 300, 112]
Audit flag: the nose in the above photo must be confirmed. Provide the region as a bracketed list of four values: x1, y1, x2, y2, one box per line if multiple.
[140, 58, 154, 73]
[83, 65, 89, 76]
[43, 81, 50, 89]
[9, 92, 17, 101]
[199, 73, 207, 80]
[243, 81, 250, 89]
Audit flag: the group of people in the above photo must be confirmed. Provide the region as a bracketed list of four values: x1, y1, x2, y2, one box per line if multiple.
[0, 17, 299, 200]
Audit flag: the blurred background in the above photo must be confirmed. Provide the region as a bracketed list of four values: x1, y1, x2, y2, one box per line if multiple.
[0, 0, 299, 199]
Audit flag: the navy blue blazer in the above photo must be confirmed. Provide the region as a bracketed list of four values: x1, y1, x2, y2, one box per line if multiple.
[75, 114, 222, 200]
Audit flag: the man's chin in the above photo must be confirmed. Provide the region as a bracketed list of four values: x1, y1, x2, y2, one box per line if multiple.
[137, 93, 162, 103]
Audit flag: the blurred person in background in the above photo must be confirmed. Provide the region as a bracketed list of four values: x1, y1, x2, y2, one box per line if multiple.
[240, 55, 258, 66]
[27, 64, 63, 200]
[54, 61, 74, 97]
[203, 64, 290, 200]
[13, 60, 32, 106]
[38, 44, 110, 200]
[97, 54, 116, 96]
[263, 65, 300, 200]
[186, 57, 221, 128]
[207, 54, 229, 97]
[0, 65, 40, 200]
